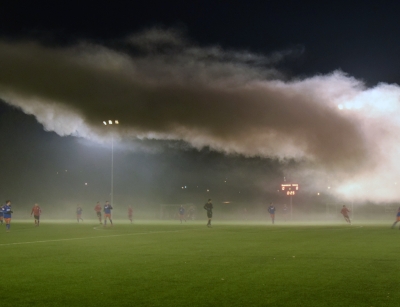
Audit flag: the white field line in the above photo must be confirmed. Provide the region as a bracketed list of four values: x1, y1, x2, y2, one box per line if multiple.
[0, 228, 202, 246]
[268, 225, 364, 232]
[0, 225, 363, 246]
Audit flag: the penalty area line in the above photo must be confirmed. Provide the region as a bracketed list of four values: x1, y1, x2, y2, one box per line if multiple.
[0, 228, 202, 246]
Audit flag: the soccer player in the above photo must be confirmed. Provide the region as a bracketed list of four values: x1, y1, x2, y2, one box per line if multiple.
[76, 205, 83, 222]
[187, 205, 195, 220]
[103, 201, 113, 226]
[179, 205, 186, 223]
[391, 207, 400, 229]
[0, 203, 3, 225]
[128, 205, 133, 224]
[3, 200, 13, 232]
[204, 199, 213, 228]
[268, 203, 276, 224]
[340, 205, 351, 224]
[94, 201, 102, 224]
[31, 203, 42, 226]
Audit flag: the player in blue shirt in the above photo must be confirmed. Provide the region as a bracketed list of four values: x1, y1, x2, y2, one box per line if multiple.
[76, 205, 83, 222]
[3, 200, 13, 232]
[103, 201, 113, 226]
[179, 205, 186, 223]
[391, 207, 400, 229]
[0, 204, 3, 225]
[268, 203, 276, 224]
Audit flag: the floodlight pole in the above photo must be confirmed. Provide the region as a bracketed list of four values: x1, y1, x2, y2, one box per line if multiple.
[111, 135, 114, 207]
[326, 202, 328, 220]
[103, 120, 119, 206]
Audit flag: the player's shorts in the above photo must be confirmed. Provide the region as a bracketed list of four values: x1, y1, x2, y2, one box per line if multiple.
[104, 213, 111, 218]
[34, 215, 40, 220]
[128, 214, 133, 218]
[77, 214, 81, 218]
[270, 214, 275, 218]
[4, 218, 11, 223]
[207, 211, 212, 218]
[396, 216, 400, 221]
[179, 214, 185, 218]
[342, 214, 349, 218]
[96, 212, 101, 217]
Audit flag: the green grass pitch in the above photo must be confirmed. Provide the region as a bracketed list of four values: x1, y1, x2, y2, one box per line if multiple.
[1, 220, 399, 307]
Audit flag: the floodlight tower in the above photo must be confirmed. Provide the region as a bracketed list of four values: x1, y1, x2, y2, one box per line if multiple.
[103, 120, 120, 206]
[281, 183, 299, 220]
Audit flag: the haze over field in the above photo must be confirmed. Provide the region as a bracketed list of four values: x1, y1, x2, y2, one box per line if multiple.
[1, 29, 400, 203]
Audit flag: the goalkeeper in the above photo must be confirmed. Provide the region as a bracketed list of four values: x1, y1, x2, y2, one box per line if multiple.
[204, 199, 213, 228]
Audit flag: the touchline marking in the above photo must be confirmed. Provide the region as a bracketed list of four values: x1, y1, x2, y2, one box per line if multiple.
[0, 228, 202, 246]
[258, 225, 364, 233]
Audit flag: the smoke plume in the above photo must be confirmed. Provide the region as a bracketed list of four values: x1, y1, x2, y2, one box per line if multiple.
[1, 29, 399, 201]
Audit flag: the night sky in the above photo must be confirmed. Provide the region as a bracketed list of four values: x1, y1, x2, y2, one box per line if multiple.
[1, 1, 400, 213]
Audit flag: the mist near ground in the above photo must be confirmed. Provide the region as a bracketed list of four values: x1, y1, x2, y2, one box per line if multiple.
[12, 199, 398, 224]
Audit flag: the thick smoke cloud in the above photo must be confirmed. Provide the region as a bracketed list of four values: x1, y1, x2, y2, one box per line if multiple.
[0, 29, 399, 201]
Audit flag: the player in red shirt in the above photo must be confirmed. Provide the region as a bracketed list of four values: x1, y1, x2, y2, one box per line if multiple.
[128, 206, 133, 224]
[94, 202, 102, 224]
[31, 203, 42, 226]
[340, 205, 351, 224]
